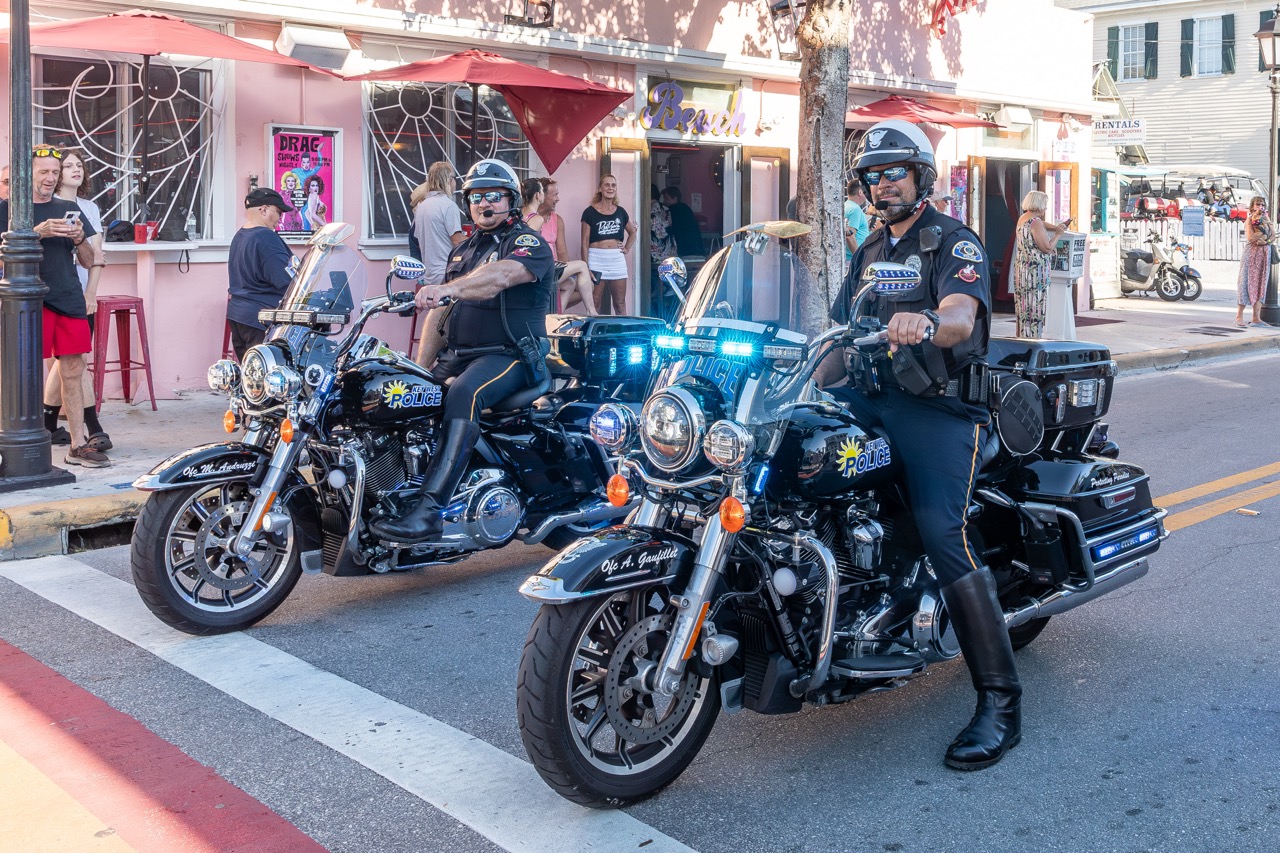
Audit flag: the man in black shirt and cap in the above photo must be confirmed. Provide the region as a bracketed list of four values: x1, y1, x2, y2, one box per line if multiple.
[226, 187, 296, 360]
[370, 159, 554, 544]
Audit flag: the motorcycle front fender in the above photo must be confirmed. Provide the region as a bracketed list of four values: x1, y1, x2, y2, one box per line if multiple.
[1181, 265, 1201, 279]
[519, 526, 696, 604]
[132, 441, 269, 491]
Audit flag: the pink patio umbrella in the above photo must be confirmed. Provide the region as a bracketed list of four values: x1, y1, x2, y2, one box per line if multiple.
[345, 49, 631, 173]
[846, 95, 999, 129]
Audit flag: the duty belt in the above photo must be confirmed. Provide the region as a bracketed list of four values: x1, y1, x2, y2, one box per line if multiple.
[883, 360, 991, 404]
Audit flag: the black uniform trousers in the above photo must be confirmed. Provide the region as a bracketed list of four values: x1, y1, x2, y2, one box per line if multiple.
[826, 385, 992, 587]
[432, 349, 530, 424]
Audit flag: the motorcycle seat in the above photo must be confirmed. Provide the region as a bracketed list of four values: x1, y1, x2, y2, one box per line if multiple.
[482, 373, 553, 416]
[1125, 250, 1154, 264]
[979, 431, 1001, 470]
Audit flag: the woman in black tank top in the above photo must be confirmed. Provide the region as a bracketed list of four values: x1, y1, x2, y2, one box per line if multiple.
[580, 174, 636, 314]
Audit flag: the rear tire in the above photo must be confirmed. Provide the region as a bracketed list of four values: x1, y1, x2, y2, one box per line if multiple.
[130, 482, 302, 635]
[1008, 616, 1051, 651]
[1180, 277, 1203, 301]
[517, 585, 721, 808]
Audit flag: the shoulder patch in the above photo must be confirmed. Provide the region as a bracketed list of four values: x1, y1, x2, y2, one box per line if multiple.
[956, 264, 979, 283]
[511, 248, 531, 257]
[514, 234, 541, 248]
[952, 240, 983, 262]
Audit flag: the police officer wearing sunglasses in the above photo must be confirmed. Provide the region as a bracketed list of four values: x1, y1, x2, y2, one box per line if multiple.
[816, 119, 1022, 772]
[370, 159, 554, 544]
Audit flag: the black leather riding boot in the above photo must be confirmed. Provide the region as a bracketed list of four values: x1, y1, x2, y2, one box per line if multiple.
[940, 567, 1022, 771]
[369, 420, 481, 543]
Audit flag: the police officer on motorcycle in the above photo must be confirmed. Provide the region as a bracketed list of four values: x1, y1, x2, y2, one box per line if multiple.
[369, 159, 554, 544]
[816, 119, 1022, 771]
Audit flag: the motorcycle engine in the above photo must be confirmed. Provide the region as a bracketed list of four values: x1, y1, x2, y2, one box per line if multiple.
[441, 470, 524, 549]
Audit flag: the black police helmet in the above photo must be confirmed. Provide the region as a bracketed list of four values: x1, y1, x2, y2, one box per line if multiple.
[462, 158, 522, 208]
[852, 119, 937, 198]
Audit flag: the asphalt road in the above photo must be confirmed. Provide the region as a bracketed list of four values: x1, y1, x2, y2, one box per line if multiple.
[2, 353, 1278, 852]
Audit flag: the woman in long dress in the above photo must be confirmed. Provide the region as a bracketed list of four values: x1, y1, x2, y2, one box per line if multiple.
[1012, 190, 1068, 338]
[1237, 196, 1273, 327]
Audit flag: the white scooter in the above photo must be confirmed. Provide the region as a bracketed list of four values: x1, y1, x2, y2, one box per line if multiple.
[1121, 233, 1201, 301]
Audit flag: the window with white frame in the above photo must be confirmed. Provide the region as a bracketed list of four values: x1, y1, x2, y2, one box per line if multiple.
[35, 56, 215, 239]
[1121, 25, 1146, 81]
[1195, 17, 1223, 76]
[363, 82, 532, 241]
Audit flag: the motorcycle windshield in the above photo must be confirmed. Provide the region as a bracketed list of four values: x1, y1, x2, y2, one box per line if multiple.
[275, 240, 369, 333]
[654, 224, 817, 446]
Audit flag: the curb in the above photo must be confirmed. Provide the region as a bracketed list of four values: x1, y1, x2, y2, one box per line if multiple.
[1114, 333, 1280, 374]
[0, 492, 144, 561]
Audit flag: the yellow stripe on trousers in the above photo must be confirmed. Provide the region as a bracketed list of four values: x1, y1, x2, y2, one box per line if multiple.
[469, 360, 521, 421]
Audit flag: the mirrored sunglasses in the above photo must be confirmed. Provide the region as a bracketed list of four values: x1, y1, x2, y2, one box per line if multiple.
[864, 166, 911, 186]
[33, 146, 63, 160]
[467, 190, 510, 204]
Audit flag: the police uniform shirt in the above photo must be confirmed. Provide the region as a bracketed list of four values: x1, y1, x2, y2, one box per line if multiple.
[444, 216, 555, 349]
[830, 204, 990, 374]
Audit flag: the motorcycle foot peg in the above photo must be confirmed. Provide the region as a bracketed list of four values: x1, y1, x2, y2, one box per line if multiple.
[701, 633, 739, 666]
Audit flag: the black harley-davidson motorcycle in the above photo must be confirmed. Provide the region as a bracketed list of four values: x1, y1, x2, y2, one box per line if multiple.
[515, 222, 1169, 807]
[130, 223, 635, 635]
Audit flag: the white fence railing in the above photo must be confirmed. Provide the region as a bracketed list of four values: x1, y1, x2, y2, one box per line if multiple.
[1120, 217, 1246, 261]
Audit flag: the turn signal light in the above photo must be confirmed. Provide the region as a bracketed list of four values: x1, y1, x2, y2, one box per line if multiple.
[280, 418, 294, 444]
[720, 496, 746, 532]
[606, 473, 630, 507]
[223, 409, 236, 433]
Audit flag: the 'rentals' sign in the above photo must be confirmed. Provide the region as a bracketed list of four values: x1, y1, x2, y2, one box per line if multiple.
[1092, 118, 1146, 144]
[640, 82, 747, 137]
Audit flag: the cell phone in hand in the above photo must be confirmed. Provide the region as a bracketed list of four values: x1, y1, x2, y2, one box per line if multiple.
[63, 211, 81, 223]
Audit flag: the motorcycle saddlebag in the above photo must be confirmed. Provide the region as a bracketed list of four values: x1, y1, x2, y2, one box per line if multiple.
[546, 314, 667, 400]
[987, 339, 1117, 430]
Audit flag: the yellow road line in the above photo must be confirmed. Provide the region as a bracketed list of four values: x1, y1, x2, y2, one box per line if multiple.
[1154, 461, 1280, 509]
[1164, 479, 1280, 532]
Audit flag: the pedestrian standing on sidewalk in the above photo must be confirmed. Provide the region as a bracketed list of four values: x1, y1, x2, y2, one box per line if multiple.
[1236, 196, 1273, 327]
[44, 147, 110, 452]
[581, 175, 635, 314]
[522, 178, 596, 317]
[227, 188, 295, 360]
[1013, 191, 1068, 339]
[0, 145, 105, 467]
[411, 162, 466, 367]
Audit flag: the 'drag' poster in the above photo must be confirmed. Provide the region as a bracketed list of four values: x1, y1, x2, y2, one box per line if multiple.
[271, 127, 338, 240]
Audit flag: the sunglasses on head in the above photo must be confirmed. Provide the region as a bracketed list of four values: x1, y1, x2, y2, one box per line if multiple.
[863, 166, 911, 186]
[467, 190, 510, 205]
[33, 146, 62, 160]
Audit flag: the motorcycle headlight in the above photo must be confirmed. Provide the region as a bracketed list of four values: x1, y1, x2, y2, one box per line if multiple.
[207, 359, 241, 392]
[590, 403, 637, 453]
[240, 345, 288, 405]
[703, 420, 754, 472]
[640, 387, 706, 473]
[265, 365, 303, 400]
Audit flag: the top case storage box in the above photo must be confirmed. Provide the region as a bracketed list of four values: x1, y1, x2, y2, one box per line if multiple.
[987, 338, 1117, 430]
[546, 314, 668, 401]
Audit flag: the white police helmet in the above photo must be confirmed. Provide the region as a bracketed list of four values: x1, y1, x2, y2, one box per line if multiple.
[462, 159, 522, 208]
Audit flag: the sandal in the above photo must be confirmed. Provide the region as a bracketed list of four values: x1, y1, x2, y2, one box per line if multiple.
[86, 431, 113, 451]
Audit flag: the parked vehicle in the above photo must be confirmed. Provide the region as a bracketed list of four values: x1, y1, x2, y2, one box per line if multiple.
[1121, 232, 1198, 301]
[515, 222, 1168, 807]
[130, 223, 644, 635]
[1119, 164, 1262, 222]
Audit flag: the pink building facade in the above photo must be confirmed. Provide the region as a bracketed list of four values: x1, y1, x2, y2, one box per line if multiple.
[1, 0, 1105, 398]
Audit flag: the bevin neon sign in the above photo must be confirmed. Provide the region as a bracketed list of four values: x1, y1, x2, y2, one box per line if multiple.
[640, 82, 747, 137]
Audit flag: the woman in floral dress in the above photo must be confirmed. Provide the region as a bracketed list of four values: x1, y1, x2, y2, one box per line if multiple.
[1236, 196, 1272, 327]
[1012, 190, 1068, 338]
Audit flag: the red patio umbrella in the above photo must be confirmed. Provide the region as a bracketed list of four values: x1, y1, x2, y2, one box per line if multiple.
[345, 50, 630, 173]
[846, 95, 999, 129]
[1, 9, 335, 215]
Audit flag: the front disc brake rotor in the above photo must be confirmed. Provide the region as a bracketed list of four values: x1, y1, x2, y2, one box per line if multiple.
[191, 501, 268, 591]
[603, 613, 700, 745]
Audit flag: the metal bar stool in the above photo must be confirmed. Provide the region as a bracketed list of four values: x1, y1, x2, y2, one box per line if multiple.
[92, 295, 158, 412]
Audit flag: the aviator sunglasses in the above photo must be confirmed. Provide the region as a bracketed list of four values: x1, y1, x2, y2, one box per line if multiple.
[467, 190, 510, 205]
[863, 165, 911, 186]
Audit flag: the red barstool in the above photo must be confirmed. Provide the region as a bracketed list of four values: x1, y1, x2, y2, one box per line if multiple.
[92, 295, 157, 412]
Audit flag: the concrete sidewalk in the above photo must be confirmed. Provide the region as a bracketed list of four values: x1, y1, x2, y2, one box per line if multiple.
[2, 278, 1278, 561]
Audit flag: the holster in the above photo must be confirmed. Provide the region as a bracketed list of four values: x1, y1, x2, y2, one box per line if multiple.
[515, 336, 552, 384]
[890, 343, 951, 397]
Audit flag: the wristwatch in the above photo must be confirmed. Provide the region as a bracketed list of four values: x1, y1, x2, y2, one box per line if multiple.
[921, 309, 941, 341]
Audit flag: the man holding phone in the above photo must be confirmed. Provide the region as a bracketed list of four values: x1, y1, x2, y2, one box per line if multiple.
[0, 145, 106, 467]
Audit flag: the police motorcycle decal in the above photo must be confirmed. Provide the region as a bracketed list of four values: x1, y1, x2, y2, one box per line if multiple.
[515, 222, 1169, 810]
[128, 230, 631, 636]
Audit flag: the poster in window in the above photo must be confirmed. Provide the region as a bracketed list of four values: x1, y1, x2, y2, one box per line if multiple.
[949, 165, 968, 225]
[269, 125, 341, 242]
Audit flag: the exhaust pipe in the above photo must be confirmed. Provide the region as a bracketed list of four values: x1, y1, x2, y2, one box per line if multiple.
[521, 498, 633, 545]
[1005, 556, 1150, 629]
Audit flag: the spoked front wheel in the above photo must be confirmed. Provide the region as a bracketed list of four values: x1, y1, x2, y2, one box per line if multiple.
[130, 481, 302, 635]
[517, 584, 721, 808]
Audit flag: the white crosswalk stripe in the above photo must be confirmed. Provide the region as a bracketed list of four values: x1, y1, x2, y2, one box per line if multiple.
[0, 556, 694, 853]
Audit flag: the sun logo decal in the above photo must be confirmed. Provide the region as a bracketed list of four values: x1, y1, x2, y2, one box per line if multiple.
[382, 380, 409, 406]
[837, 437, 863, 478]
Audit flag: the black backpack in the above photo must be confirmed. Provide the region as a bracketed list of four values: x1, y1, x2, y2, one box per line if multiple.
[105, 220, 135, 242]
